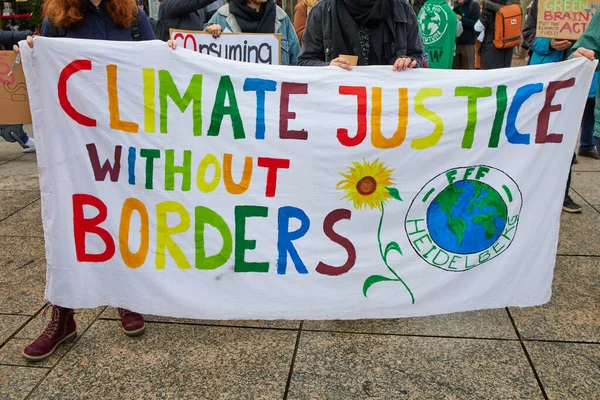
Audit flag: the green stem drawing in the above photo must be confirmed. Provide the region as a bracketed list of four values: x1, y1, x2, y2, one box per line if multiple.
[362, 200, 415, 304]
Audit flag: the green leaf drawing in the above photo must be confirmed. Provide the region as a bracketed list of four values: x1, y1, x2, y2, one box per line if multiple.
[384, 241, 403, 259]
[362, 275, 398, 297]
[386, 187, 402, 201]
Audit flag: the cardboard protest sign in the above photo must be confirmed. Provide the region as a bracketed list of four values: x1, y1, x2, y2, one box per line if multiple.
[537, 0, 599, 39]
[171, 29, 281, 65]
[0, 51, 31, 124]
[22, 38, 596, 320]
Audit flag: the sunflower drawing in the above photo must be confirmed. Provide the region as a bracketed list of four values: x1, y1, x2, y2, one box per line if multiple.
[336, 159, 414, 303]
[336, 159, 395, 210]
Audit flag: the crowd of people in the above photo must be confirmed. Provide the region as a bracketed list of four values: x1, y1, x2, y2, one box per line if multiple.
[0, 0, 598, 362]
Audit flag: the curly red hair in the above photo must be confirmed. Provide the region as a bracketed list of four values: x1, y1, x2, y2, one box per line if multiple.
[44, 0, 138, 28]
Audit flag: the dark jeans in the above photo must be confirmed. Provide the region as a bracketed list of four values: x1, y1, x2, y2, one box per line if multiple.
[565, 153, 576, 200]
[580, 97, 596, 153]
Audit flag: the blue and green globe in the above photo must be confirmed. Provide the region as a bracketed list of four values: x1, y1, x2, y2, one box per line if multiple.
[426, 180, 508, 254]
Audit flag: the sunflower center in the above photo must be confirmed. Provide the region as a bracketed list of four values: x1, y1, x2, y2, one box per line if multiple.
[357, 176, 377, 195]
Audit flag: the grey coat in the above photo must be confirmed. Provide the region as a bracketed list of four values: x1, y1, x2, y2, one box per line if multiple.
[297, 0, 424, 67]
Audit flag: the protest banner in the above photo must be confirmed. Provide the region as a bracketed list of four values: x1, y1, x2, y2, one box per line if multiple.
[171, 29, 281, 65]
[21, 38, 595, 320]
[0, 51, 31, 124]
[537, 0, 599, 39]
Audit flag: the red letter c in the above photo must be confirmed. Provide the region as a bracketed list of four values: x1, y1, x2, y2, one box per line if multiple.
[58, 59, 97, 127]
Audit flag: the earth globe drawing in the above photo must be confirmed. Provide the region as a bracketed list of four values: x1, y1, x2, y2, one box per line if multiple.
[426, 180, 508, 254]
[419, 11, 442, 38]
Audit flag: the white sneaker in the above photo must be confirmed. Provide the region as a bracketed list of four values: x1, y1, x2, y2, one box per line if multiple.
[22, 137, 36, 153]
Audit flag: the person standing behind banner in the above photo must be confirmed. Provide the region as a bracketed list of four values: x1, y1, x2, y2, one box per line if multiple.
[13, 0, 177, 362]
[572, 12, 600, 160]
[453, 0, 480, 69]
[297, 0, 424, 71]
[205, 0, 300, 66]
[523, 0, 599, 161]
[418, 0, 457, 69]
[478, 0, 513, 69]
[293, 0, 320, 46]
[157, 0, 223, 41]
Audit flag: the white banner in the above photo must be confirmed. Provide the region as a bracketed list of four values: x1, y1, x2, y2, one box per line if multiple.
[170, 30, 282, 65]
[22, 38, 596, 320]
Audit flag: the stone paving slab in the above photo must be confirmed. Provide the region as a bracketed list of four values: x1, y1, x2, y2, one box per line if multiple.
[510, 256, 600, 343]
[287, 332, 543, 400]
[303, 308, 517, 339]
[572, 155, 600, 172]
[0, 366, 47, 400]
[557, 196, 600, 256]
[0, 190, 40, 221]
[571, 171, 600, 206]
[525, 342, 600, 399]
[0, 199, 43, 238]
[0, 156, 41, 191]
[0, 236, 45, 265]
[0, 260, 46, 315]
[27, 320, 297, 400]
[0, 315, 29, 345]
[100, 307, 300, 330]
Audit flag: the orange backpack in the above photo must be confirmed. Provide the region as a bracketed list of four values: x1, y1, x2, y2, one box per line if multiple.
[493, 4, 522, 49]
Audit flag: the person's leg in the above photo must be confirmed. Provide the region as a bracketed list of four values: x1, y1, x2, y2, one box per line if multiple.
[563, 153, 582, 213]
[19, 124, 35, 153]
[465, 45, 476, 70]
[23, 305, 77, 361]
[453, 45, 462, 69]
[503, 48, 513, 68]
[579, 97, 598, 157]
[480, 43, 498, 70]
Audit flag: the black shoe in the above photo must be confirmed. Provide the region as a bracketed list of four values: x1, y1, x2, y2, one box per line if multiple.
[595, 137, 600, 157]
[577, 148, 600, 160]
[563, 196, 582, 213]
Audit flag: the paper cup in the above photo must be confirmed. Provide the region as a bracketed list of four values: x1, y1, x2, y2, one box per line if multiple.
[339, 54, 358, 66]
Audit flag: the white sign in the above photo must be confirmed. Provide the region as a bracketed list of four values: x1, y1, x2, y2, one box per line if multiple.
[21, 38, 596, 320]
[171, 29, 281, 65]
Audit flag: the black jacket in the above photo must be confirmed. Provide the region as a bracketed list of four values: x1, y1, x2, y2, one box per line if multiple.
[454, 0, 480, 45]
[297, 0, 424, 67]
[157, 0, 217, 41]
[0, 30, 32, 49]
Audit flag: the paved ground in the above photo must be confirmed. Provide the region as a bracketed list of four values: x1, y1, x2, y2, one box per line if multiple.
[0, 123, 598, 400]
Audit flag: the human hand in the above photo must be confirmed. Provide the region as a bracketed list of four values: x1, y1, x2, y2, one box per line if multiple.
[572, 47, 595, 61]
[167, 39, 177, 50]
[12, 35, 34, 53]
[550, 39, 571, 51]
[393, 57, 417, 71]
[206, 24, 223, 38]
[457, 14, 462, 21]
[330, 57, 352, 71]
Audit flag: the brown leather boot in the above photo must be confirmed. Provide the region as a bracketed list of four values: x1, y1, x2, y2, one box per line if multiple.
[23, 305, 77, 361]
[118, 308, 145, 336]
